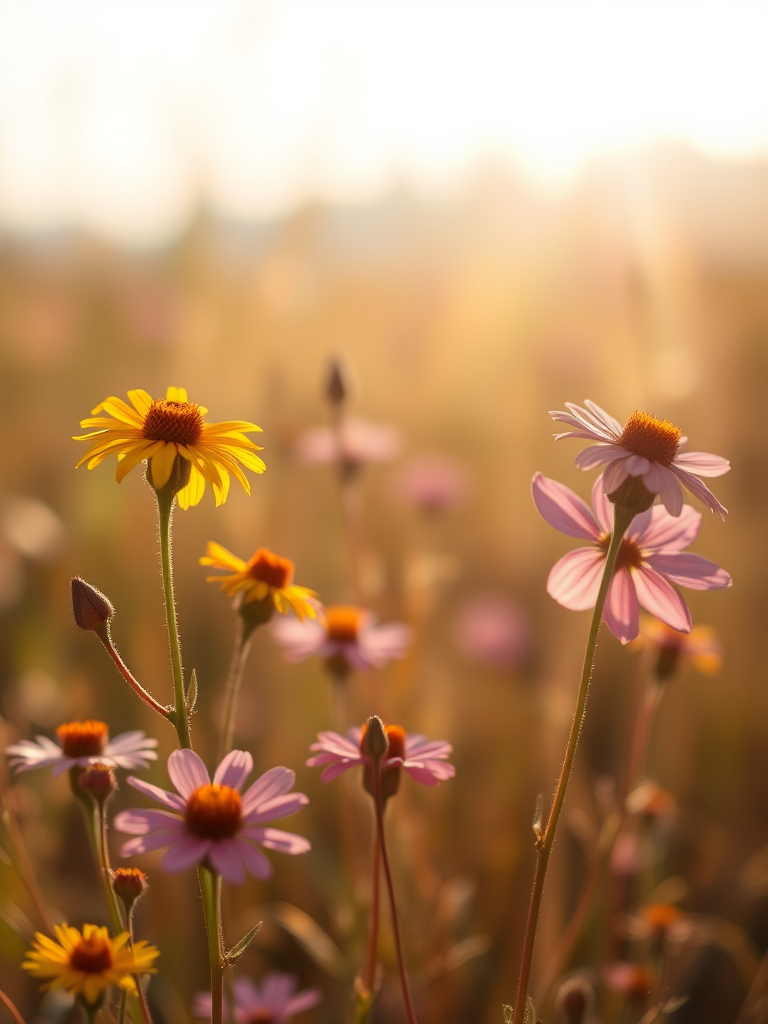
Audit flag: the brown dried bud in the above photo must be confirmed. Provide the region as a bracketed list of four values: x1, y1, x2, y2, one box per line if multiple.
[78, 762, 117, 806]
[325, 357, 348, 406]
[71, 578, 114, 632]
[112, 867, 149, 910]
[554, 974, 595, 1023]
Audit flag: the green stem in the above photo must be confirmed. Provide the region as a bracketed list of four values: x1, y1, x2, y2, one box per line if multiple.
[156, 490, 191, 749]
[218, 619, 251, 763]
[200, 868, 225, 1024]
[90, 807, 123, 936]
[512, 503, 635, 1021]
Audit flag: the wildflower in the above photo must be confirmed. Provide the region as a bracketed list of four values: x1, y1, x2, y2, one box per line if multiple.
[532, 473, 731, 644]
[111, 867, 149, 912]
[74, 386, 265, 509]
[271, 605, 411, 673]
[603, 962, 653, 1004]
[77, 762, 118, 806]
[391, 455, 470, 514]
[296, 417, 400, 470]
[114, 749, 310, 885]
[307, 723, 455, 802]
[193, 972, 321, 1022]
[5, 720, 157, 777]
[623, 902, 691, 948]
[23, 924, 158, 1006]
[200, 543, 318, 621]
[550, 400, 729, 519]
[634, 616, 723, 679]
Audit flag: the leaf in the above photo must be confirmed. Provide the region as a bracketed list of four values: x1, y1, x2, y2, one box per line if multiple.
[225, 922, 261, 966]
[265, 901, 347, 979]
[185, 669, 198, 714]
[501, 997, 536, 1024]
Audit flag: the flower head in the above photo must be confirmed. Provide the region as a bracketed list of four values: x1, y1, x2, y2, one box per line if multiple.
[200, 542, 318, 621]
[271, 605, 411, 673]
[23, 924, 158, 1006]
[114, 749, 310, 885]
[194, 972, 321, 1023]
[532, 472, 731, 644]
[74, 386, 265, 509]
[296, 417, 400, 471]
[6, 720, 157, 777]
[633, 616, 723, 679]
[307, 723, 455, 801]
[550, 400, 730, 519]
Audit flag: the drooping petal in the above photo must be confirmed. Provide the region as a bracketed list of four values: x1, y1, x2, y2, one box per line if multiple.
[601, 458, 630, 495]
[547, 548, 605, 610]
[633, 566, 692, 633]
[648, 465, 685, 517]
[603, 571, 640, 644]
[592, 475, 615, 534]
[674, 451, 730, 477]
[670, 466, 728, 520]
[167, 749, 211, 798]
[148, 443, 178, 489]
[645, 553, 732, 591]
[213, 750, 253, 791]
[531, 473, 601, 540]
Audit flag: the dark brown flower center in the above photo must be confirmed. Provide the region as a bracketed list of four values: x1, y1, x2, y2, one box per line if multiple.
[246, 548, 294, 589]
[57, 720, 108, 758]
[69, 934, 113, 973]
[325, 605, 363, 642]
[141, 399, 204, 447]
[248, 1014, 275, 1024]
[617, 411, 682, 467]
[185, 784, 242, 840]
[598, 534, 644, 572]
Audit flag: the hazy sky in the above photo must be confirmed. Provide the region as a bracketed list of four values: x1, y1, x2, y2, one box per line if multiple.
[1, 1, 766, 245]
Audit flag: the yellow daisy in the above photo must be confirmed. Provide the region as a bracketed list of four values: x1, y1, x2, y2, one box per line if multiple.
[74, 386, 265, 509]
[23, 924, 159, 1007]
[200, 542, 318, 620]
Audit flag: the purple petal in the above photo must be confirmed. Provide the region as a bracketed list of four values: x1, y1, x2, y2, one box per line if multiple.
[670, 466, 728, 520]
[113, 809, 184, 835]
[531, 473, 600, 540]
[622, 454, 651, 477]
[241, 766, 296, 815]
[547, 548, 605, 610]
[601, 458, 630, 495]
[121, 830, 181, 856]
[591, 475, 614, 534]
[105, 731, 158, 754]
[284, 990, 323, 1018]
[358, 623, 412, 666]
[633, 566, 692, 633]
[638, 505, 701, 552]
[159, 836, 211, 873]
[603, 571, 639, 644]
[674, 451, 730, 477]
[319, 760, 357, 782]
[405, 736, 453, 760]
[242, 827, 311, 855]
[167, 749, 210, 798]
[584, 399, 623, 436]
[646, 553, 732, 591]
[208, 840, 247, 884]
[244, 792, 308, 825]
[404, 761, 456, 784]
[126, 775, 187, 812]
[308, 731, 360, 758]
[235, 840, 272, 879]
[213, 750, 253, 791]
[645, 465, 684, 517]
[573, 443, 627, 471]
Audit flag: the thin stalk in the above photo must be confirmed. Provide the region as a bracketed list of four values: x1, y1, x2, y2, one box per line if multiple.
[89, 807, 123, 936]
[156, 490, 191, 749]
[331, 406, 365, 606]
[512, 504, 635, 1021]
[0, 987, 27, 1024]
[200, 868, 225, 1024]
[218, 618, 252, 763]
[363, 836, 382, 994]
[125, 904, 153, 1024]
[371, 778, 418, 1024]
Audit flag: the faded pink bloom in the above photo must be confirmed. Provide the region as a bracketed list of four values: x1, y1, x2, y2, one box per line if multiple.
[550, 400, 729, 519]
[296, 417, 400, 469]
[455, 595, 531, 669]
[307, 725, 455, 788]
[114, 750, 310, 886]
[6, 721, 157, 777]
[271, 605, 411, 672]
[391, 455, 470, 514]
[193, 972, 320, 1022]
[532, 472, 731, 644]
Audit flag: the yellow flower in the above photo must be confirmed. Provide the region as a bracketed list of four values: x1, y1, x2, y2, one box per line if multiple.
[200, 542, 318, 620]
[23, 924, 159, 1006]
[74, 387, 265, 509]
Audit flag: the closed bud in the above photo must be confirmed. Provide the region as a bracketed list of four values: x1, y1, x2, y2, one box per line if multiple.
[78, 762, 118, 807]
[325, 357, 348, 406]
[112, 867, 149, 911]
[361, 715, 389, 760]
[71, 578, 114, 632]
[554, 974, 595, 1023]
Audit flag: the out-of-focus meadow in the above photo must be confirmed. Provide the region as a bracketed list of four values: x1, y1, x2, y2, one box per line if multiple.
[1, 5, 768, 1024]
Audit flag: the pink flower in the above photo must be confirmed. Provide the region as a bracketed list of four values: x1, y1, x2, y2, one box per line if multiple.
[550, 400, 730, 519]
[113, 750, 310, 885]
[296, 417, 401, 469]
[390, 455, 470, 514]
[307, 724, 455, 791]
[532, 472, 731, 644]
[6, 720, 157, 777]
[454, 595, 531, 669]
[271, 605, 411, 672]
[193, 972, 320, 1022]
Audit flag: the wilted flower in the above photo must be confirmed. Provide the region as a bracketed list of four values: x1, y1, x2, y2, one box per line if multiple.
[6, 720, 157, 777]
[194, 972, 321, 1022]
[201, 542, 318, 621]
[550, 399, 729, 519]
[296, 417, 400, 471]
[532, 473, 731, 644]
[391, 455, 470, 514]
[114, 749, 310, 885]
[455, 595, 531, 669]
[23, 924, 158, 1005]
[271, 605, 411, 672]
[74, 386, 265, 508]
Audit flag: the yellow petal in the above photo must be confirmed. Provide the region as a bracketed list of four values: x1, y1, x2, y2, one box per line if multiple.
[127, 389, 154, 417]
[165, 386, 188, 403]
[148, 444, 178, 488]
[177, 466, 206, 509]
[91, 397, 144, 426]
[199, 542, 246, 572]
[115, 442, 157, 483]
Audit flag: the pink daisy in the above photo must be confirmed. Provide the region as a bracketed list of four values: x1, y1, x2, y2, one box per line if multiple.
[113, 749, 310, 886]
[532, 472, 731, 644]
[307, 723, 455, 799]
[550, 400, 730, 519]
[295, 417, 401, 469]
[271, 605, 411, 672]
[194, 972, 320, 1022]
[5, 720, 157, 777]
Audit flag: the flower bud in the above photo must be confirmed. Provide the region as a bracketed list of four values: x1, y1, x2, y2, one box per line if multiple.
[71, 578, 114, 633]
[112, 867, 149, 912]
[361, 716, 389, 760]
[237, 593, 275, 637]
[607, 475, 656, 516]
[78, 762, 118, 807]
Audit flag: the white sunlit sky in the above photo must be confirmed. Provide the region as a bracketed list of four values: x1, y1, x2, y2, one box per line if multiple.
[0, 1, 767, 246]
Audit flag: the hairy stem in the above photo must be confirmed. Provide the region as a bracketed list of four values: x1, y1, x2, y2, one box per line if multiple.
[218, 618, 251, 763]
[98, 626, 169, 720]
[156, 490, 191, 749]
[200, 868, 225, 1024]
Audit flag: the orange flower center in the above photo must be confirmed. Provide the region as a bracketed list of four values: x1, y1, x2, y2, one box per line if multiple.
[624, 966, 653, 1001]
[617, 411, 682, 467]
[325, 606, 363, 642]
[185, 784, 242, 840]
[359, 722, 406, 760]
[598, 534, 644, 572]
[245, 548, 294, 589]
[56, 720, 108, 758]
[641, 902, 682, 932]
[142, 399, 204, 447]
[69, 933, 113, 973]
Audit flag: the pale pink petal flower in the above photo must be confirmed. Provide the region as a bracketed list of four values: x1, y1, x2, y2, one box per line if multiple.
[5, 721, 157, 777]
[271, 605, 411, 672]
[532, 472, 731, 644]
[296, 417, 401, 468]
[390, 455, 470, 514]
[114, 749, 310, 885]
[550, 400, 730, 519]
[307, 725, 455, 789]
[194, 972, 321, 1022]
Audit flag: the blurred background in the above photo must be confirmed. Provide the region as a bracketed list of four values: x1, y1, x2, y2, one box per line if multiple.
[0, 2, 766, 1022]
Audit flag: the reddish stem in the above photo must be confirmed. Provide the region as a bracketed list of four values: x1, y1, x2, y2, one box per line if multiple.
[98, 626, 169, 720]
[364, 830, 382, 992]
